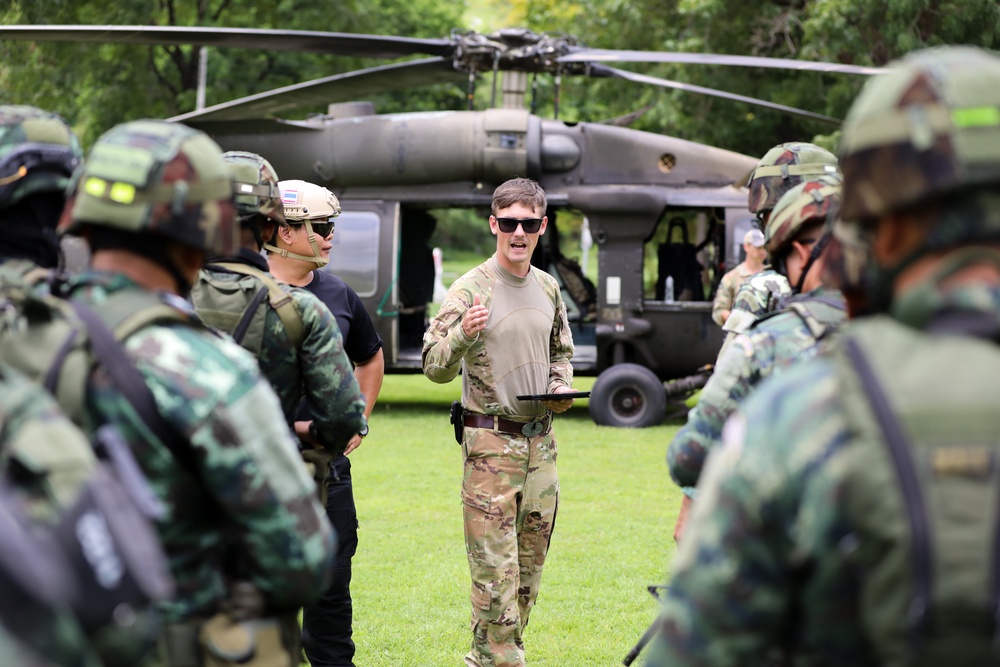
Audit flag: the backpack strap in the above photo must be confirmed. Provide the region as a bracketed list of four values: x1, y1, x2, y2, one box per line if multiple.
[231, 286, 270, 345]
[844, 336, 932, 646]
[785, 299, 845, 341]
[68, 300, 200, 478]
[212, 262, 305, 349]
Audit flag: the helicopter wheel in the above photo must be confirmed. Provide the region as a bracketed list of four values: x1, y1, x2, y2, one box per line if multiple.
[589, 363, 667, 428]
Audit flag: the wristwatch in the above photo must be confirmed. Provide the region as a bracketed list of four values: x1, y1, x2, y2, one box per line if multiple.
[359, 423, 369, 438]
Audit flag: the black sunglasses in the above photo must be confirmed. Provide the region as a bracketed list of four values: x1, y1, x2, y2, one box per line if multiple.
[495, 216, 543, 234]
[304, 219, 335, 237]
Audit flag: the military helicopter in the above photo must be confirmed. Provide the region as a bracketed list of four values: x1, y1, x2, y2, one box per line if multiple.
[0, 25, 883, 427]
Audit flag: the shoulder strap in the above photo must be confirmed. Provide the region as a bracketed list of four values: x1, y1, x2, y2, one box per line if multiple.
[785, 299, 844, 341]
[844, 336, 932, 646]
[231, 287, 270, 345]
[213, 262, 305, 348]
[68, 300, 200, 478]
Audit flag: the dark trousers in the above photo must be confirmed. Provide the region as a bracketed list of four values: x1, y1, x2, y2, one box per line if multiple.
[303, 454, 358, 667]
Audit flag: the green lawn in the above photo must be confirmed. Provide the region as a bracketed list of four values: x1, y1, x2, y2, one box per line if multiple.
[342, 374, 686, 666]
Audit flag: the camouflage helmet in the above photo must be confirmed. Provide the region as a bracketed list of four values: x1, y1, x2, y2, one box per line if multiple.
[765, 174, 843, 259]
[222, 151, 286, 225]
[747, 142, 840, 215]
[840, 46, 1000, 229]
[61, 120, 237, 256]
[0, 105, 82, 210]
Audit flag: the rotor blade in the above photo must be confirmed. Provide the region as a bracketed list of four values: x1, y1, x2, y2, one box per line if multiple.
[593, 65, 841, 126]
[0, 25, 454, 60]
[561, 49, 886, 75]
[170, 58, 465, 123]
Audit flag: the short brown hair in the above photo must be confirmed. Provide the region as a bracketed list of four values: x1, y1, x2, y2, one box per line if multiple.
[491, 178, 546, 216]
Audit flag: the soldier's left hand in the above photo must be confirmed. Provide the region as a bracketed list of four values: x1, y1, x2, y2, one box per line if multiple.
[541, 386, 576, 414]
[344, 433, 363, 455]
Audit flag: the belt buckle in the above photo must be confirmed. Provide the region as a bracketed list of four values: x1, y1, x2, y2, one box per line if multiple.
[521, 418, 545, 437]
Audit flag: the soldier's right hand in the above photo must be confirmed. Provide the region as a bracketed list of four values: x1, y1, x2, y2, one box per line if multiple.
[462, 294, 489, 338]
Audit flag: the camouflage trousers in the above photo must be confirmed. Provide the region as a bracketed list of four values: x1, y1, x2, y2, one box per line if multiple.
[460, 427, 559, 667]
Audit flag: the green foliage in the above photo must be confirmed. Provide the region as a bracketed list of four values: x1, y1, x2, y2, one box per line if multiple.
[0, 0, 467, 144]
[3, 0, 1000, 155]
[349, 373, 683, 666]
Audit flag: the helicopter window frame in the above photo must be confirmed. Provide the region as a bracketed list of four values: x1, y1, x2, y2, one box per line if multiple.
[324, 209, 381, 298]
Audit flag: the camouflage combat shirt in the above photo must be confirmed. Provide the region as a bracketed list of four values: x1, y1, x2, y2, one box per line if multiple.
[64, 272, 335, 622]
[422, 255, 574, 416]
[668, 287, 845, 497]
[645, 280, 1000, 667]
[195, 249, 366, 452]
[720, 268, 792, 341]
[711, 262, 755, 326]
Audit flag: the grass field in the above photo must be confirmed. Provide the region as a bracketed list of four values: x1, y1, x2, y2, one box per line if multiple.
[341, 374, 686, 666]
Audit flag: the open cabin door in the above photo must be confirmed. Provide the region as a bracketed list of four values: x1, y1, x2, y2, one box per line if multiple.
[319, 200, 402, 367]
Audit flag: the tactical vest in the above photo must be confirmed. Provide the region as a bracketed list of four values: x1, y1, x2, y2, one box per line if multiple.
[191, 262, 304, 356]
[836, 313, 1000, 666]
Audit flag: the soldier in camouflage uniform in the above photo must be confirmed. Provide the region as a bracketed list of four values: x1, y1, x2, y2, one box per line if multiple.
[0, 362, 102, 667]
[0, 105, 82, 289]
[190, 152, 366, 458]
[719, 142, 840, 345]
[667, 175, 846, 541]
[423, 178, 576, 667]
[711, 229, 767, 326]
[55, 120, 334, 665]
[645, 46, 1000, 666]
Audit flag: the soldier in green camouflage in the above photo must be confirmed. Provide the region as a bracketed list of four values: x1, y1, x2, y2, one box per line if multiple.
[645, 46, 1000, 666]
[55, 120, 334, 665]
[190, 151, 366, 456]
[0, 362, 102, 667]
[719, 142, 840, 346]
[423, 178, 576, 667]
[0, 105, 82, 289]
[667, 174, 846, 541]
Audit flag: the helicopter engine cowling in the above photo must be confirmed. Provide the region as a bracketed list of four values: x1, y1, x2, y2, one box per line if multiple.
[208, 108, 545, 188]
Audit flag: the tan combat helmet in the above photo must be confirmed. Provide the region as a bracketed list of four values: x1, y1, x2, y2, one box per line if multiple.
[266, 179, 341, 267]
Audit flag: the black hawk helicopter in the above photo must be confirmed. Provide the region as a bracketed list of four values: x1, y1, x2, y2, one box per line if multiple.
[0, 25, 884, 427]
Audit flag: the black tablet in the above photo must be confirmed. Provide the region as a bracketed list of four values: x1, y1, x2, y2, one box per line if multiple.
[516, 391, 591, 401]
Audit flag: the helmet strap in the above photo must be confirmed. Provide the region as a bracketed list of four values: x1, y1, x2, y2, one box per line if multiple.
[793, 230, 832, 294]
[262, 219, 329, 267]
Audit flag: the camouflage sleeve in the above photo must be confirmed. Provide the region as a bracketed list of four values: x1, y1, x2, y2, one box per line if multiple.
[293, 290, 367, 450]
[666, 332, 771, 496]
[646, 360, 867, 666]
[422, 275, 479, 384]
[711, 271, 736, 326]
[135, 329, 335, 611]
[547, 281, 575, 392]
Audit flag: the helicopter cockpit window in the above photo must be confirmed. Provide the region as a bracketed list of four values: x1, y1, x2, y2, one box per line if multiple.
[325, 210, 380, 297]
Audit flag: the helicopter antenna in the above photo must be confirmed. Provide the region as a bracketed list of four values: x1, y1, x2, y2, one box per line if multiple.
[554, 69, 562, 119]
[196, 46, 208, 110]
[467, 68, 477, 111]
[490, 52, 500, 108]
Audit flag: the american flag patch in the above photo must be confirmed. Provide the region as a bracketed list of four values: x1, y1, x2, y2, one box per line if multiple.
[281, 189, 299, 205]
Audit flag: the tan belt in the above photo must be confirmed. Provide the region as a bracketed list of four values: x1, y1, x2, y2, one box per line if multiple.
[463, 412, 551, 437]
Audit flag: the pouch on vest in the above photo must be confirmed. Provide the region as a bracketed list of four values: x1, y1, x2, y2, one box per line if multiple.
[837, 316, 1000, 666]
[0, 479, 79, 641]
[56, 426, 174, 634]
[192, 263, 304, 356]
[198, 582, 298, 667]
